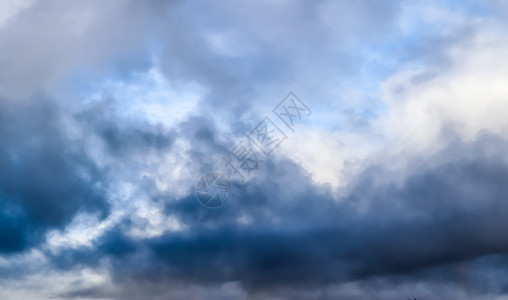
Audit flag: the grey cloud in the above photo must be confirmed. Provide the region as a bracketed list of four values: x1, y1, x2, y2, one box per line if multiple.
[75, 99, 175, 158]
[0, 0, 168, 100]
[157, 0, 406, 115]
[0, 99, 109, 253]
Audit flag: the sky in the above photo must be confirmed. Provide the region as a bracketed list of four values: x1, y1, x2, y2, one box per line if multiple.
[1, 0, 508, 299]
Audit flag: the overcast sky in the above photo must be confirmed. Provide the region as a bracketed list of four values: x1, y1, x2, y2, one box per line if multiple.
[2, 0, 508, 299]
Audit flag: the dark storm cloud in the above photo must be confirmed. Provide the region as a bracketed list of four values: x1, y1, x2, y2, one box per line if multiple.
[50, 131, 508, 298]
[0, 99, 109, 253]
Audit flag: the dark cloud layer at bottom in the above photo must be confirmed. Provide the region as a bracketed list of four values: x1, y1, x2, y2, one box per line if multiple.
[45, 131, 508, 299]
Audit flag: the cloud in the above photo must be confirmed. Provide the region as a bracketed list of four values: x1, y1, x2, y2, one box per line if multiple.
[0, 0, 165, 100]
[36, 132, 508, 299]
[0, 99, 109, 253]
[2, 0, 508, 299]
